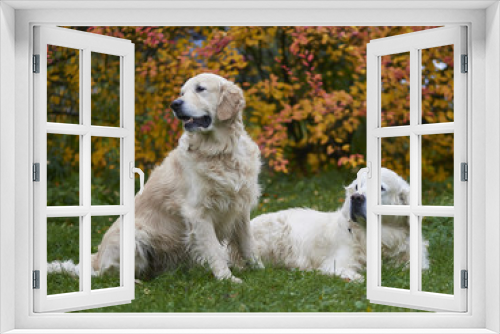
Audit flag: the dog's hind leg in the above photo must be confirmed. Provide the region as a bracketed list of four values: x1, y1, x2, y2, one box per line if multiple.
[91, 221, 122, 276]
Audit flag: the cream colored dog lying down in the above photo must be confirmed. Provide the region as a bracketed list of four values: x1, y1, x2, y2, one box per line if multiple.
[251, 168, 429, 281]
[49, 73, 262, 283]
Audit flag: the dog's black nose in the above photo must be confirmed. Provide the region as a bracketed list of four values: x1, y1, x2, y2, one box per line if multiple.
[351, 193, 365, 204]
[170, 99, 184, 111]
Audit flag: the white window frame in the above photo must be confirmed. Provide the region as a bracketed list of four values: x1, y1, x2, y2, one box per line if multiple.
[1, 1, 499, 333]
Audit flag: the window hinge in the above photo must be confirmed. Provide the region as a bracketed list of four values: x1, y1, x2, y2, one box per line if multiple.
[461, 162, 468, 182]
[33, 54, 40, 73]
[461, 270, 468, 289]
[33, 163, 40, 182]
[33, 270, 40, 289]
[461, 54, 468, 73]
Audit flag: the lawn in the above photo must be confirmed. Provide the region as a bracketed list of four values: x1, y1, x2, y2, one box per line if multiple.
[46, 168, 454, 312]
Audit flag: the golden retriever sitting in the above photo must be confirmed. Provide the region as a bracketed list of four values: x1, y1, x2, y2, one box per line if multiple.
[49, 73, 263, 283]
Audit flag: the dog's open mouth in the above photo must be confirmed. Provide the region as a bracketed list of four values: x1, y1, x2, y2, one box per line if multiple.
[178, 115, 212, 130]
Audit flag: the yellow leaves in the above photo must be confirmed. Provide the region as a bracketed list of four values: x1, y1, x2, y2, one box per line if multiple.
[64, 146, 79, 164]
[47, 26, 453, 181]
[321, 34, 329, 45]
[246, 39, 259, 47]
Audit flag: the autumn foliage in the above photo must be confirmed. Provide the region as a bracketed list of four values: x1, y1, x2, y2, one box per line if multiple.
[47, 26, 454, 182]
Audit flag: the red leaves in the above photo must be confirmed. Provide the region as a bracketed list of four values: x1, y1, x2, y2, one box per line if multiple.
[63, 26, 450, 179]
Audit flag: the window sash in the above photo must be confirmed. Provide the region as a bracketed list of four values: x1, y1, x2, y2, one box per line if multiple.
[32, 26, 136, 313]
[366, 26, 468, 312]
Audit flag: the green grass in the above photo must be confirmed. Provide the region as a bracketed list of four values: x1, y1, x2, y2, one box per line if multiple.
[46, 169, 454, 312]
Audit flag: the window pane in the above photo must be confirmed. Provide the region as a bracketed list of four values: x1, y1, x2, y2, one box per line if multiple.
[381, 136, 410, 204]
[47, 45, 80, 124]
[381, 52, 410, 127]
[421, 133, 454, 206]
[421, 216, 454, 295]
[92, 215, 121, 290]
[380, 215, 410, 290]
[91, 52, 121, 127]
[91, 137, 121, 205]
[421, 45, 454, 124]
[47, 134, 80, 206]
[47, 217, 80, 295]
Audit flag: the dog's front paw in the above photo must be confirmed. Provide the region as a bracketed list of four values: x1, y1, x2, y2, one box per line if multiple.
[216, 271, 243, 284]
[247, 257, 265, 270]
[229, 276, 243, 284]
[218, 274, 243, 284]
[345, 273, 364, 283]
[336, 269, 364, 283]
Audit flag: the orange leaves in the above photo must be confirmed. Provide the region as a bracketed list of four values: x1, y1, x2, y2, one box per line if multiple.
[48, 26, 452, 181]
[337, 154, 365, 168]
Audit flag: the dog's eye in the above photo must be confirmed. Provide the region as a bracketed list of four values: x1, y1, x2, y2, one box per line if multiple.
[381, 185, 386, 192]
[196, 86, 206, 93]
[355, 184, 358, 191]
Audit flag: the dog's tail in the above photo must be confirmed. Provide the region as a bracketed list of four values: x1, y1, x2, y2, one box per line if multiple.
[47, 254, 99, 277]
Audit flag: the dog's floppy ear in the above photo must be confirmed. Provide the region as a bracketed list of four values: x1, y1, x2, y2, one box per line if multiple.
[217, 81, 245, 121]
[399, 182, 410, 205]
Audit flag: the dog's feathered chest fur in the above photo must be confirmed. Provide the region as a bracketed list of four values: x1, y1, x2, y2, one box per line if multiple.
[179, 131, 261, 218]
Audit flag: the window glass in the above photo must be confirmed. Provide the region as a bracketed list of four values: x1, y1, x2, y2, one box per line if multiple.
[421, 216, 454, 294]
[91, 215, 121, 290]
[47, 45, 80, 124]
[381, 52, 410, 127]
[421, 45, 454, 124]
[47, 134, 80, 206]
[91, 52, 121, 127]
[422, 134, 454, 206]
[91, 137, 121, 206]
[380, 215, 410, 290]
[47, 217, 80, 295]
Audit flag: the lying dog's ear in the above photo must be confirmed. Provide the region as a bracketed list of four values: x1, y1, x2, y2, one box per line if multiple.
[217, 81, 245, 121]
[399, 184, 410, 205]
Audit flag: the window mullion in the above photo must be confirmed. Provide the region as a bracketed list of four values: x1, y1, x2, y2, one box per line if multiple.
[82, 47, 92, 294]
[78, 48, 84, 293]
[409, 47, 421, 294]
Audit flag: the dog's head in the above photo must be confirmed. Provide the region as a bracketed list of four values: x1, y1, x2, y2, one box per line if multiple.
[170, 73, 245, 133]
[341, 168, 410, 226]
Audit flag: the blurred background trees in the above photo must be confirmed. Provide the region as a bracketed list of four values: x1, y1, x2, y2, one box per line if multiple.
[47, 26, 454, 184]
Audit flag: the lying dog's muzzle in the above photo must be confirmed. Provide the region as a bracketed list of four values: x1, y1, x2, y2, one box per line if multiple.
[350, 193, 367, 225]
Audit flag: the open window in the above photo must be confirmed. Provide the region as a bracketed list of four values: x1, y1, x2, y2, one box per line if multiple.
[365, 26, 467, 312]
[1, 0, 496, 330]
[33, 26, 136, 312]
